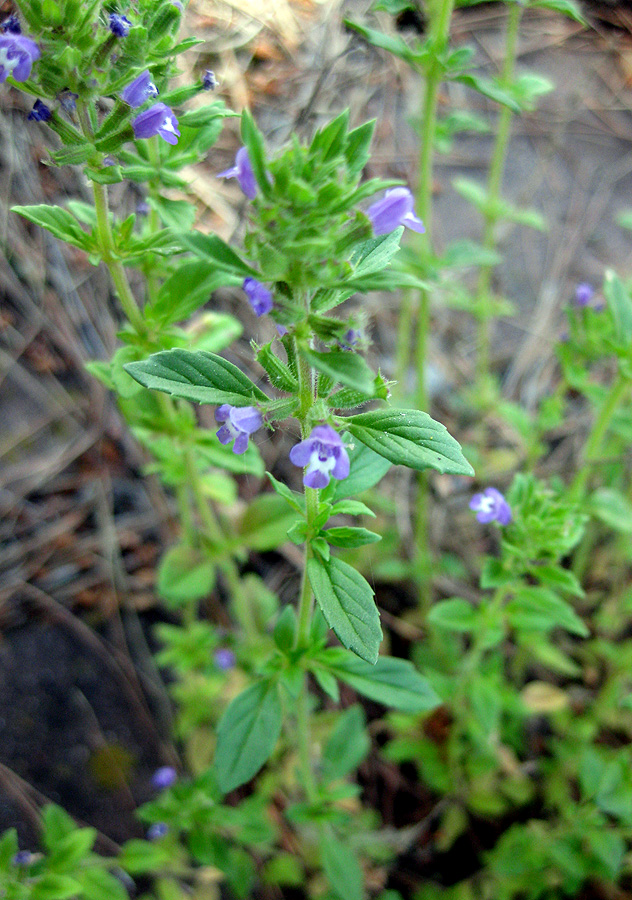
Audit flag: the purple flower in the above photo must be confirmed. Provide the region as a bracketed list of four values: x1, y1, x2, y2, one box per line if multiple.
[13, 851, 31, 866]
[136, 200, 150, 216]
[290, 425, 350, 489]
[202, 69, 218, 91]
[243, 277, 273, 316]
[109, 13, 131, 36]
[151, 766, 177, 790]
[59, 89, 78, 113]
[0, 33, 40, 83]
[367, 187, 425, 236]
[122, 70, 158, 108]
[218, 146, 257, 200]
[27, 99, 51, 122]
[339, 328, 360, 350]
[132, 103, 180, 145]
[276, 324, 288, 337]
[215, 405, 262, 455]
[1, 15, 21, 34]
[147, 823, 169, 840]
[574, 282, 594, 307]
[469, 487, 512, 526]
[214, 647, 236, 670]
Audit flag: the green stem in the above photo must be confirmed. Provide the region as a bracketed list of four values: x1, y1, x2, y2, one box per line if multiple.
[474, 1, 522, 401]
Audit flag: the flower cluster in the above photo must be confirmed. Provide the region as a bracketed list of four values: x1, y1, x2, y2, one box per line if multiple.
[0, 32, 39, 83]
[215, 405, 262, 454]
[290, 426, 350, 489]
[469, 487, 512, 526]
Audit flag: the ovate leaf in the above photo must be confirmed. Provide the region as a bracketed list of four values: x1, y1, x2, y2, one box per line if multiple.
[323, 649, 440, 712]
[300, 348, 375, 395]
[214, 680, 283, 793]
[307, 556, 382, 664]
[347, 408, 474, 476]
[125, 349, 269, 406]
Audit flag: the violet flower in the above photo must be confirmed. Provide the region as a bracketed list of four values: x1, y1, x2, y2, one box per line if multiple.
[574, 282, 594, 307]
[13, 851, 31, 866]
[108, 13, 131, 36]
[122, 70, 158, 108]
[27, 100, 51, 122]
[1, 15, 21, 34]
[215, 405, 262, 455]
[147, 823, 169, 841]
[202, 69, 218, 91]
[367, 187, 425, 236]
[290, 425, 350, 489]
[243, 277, 273, 316]
[132, 103, 180, 145]
[469, 487, 512, 526]
[0, 33, 40, 83]
[214, 647, 236, 671]
[58, 89, 78, 113]
[218, 146, 257, 199]
[151, 766, 177, 790]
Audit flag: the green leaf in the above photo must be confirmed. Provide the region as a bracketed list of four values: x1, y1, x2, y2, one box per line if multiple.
[324, 526, 381, 548]
[214, 680, 283, 793]
[307, 556, 382, 664]
[117, 839, 172, 874]
[125, 349, 269, 406]
[344, 120, 375, 176]
[320, 829, 364, 900]
[329, 499, 375, 518]
[344, 18, 417, 65]
[456, 74, 521, 112]
[529, 563, 584, 597]
[266, 472, 305, 514]
[427, 598, 477, 632]
[179, 231, 258, 278]
[604, 269, 632, 345]
[323, 650, 440, 712]
[530, 0, 585, 23]
[12, 204, 91, 250]
[351, 228, 404, 278]
[332, 441, 392, 498]
[347, 408, 474, 476]
[157, 544, 216, 607]
[300, 348, 375, 395]
[588, 487, 632, 534]
[506, 587, 588, 637]
[149, 261, 242, 325]
[189, 312, 244, 354]
[42, 805, 77, 849]
[31, 874, 82, 900]
[0, 829, 18, 869]
[322, 705, 370, 781]
[74, 868, 129, 900]
[237, 494, 301, 551]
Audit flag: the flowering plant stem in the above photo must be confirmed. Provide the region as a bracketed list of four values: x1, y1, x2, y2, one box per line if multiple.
[474, 0, 523, 403]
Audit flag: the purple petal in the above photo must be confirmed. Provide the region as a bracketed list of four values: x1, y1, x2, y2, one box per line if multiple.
[233, 432, 249, 454]
[229, 406, 262, 435]
[304, 468, 330, 489]
[122, 70, 158, 108]
[216, 425, 232, 445]
[132, 103, 179, 145]
[0, 34, 40, 83]
[215, 404, 231, 423]
[235, 146, 257, 199]
[217, 163, 238, 179]
[401, 211, 425, 233]
[243, 277, 273, 316]
[309, 424, 344, 450]
[367, 187, 423, 236]
[289, 438, 314, 467]
[574, 282, 594, 307]
[331, 447, 350, 480]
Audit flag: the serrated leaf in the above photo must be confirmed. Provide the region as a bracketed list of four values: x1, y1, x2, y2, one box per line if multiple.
[350, 228, 404, 277]
[307, 556, 382, 663]
[301, 348, 375, 395]
[323, 650, 440, 712]
[125, 349, 268, 406]
[214, 680, 283, 793]
[347, 408, 474, 476]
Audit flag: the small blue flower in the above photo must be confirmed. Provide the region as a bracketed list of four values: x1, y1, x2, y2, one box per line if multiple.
[339, 328, 360, 350]
[574, 282, 594, 307]
[215, 405, 262, 455]
[27, 99, 51, 122]
[367, 187, 425, 236]
[214, 647, 236, 670]
[58, 90, 78, 113]
[290, 425, 350, 489]
[132, 103, 180, 145]
[13, 851, 32, 867]
[202, 70, 218, 91]
[108, 13, 131, 36]
[469, 487, 512, 526]
[218, 146, 257, 199]
[243, 277, 273, 316]
[122, 70, 159, 108]
[147, 823, 169, 841]
[1, 15, 21, 34]
[151, 766, 177, 790]
[0, 33, 40, 83]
